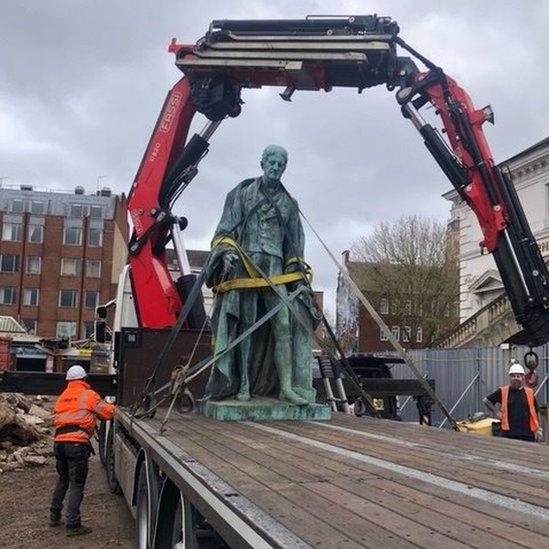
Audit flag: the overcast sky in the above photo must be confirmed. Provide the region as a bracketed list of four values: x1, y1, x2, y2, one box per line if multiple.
[2, 1, 548, 314]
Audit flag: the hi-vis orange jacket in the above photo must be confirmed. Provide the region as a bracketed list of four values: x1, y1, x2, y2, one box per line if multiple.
[500, 385, 540, 433]
[53, 380, 115, 443]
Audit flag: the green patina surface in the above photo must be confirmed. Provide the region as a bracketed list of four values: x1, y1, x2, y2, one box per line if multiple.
[202, 144, 323, 417]
[198, 397, 332, 422]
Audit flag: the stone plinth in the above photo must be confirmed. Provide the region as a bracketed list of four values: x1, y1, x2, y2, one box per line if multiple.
[198, 397, 331, 422]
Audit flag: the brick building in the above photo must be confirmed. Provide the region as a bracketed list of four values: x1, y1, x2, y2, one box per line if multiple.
[0, 185, 128, 340]
[336, 250, 459, 354]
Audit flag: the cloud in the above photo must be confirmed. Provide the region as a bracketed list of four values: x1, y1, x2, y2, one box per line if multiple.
[2, 0, 548, 314]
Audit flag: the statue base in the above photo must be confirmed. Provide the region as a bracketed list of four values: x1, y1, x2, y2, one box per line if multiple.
[197, 397, 332, 422]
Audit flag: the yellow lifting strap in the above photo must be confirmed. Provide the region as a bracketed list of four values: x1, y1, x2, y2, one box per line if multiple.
[211, 236, 312, 294]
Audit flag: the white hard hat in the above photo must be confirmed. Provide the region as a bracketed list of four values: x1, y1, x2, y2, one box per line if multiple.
[66, 364, 87, 380]
[509, 363, 525, 375]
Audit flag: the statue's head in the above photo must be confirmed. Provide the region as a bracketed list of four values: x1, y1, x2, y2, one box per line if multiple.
[260, 145, 288, 183]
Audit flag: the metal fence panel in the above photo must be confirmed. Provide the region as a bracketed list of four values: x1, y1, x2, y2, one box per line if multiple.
[388, 343, 549, 427]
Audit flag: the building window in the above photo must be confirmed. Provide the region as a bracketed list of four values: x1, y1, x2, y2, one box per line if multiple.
[0, 287, 16, 305]
[404, 300, 412, 316]
[2, 222, 22, 241]
[21, 319, 37, 334]
[61, 258, 82, 277]
[391, 300, 399, 315]
[83, 321, 95, 338]
[63, 227, 82, 245]
[69, 204, 84, 218]
[57, 321, 77, 339]
[86, 260, 101, 278]
[25, 256, 42, 275]
[403, 326, 411, 343]
[23, 288, 39, 306]
[30, 200, 45, 215]
[10, 199, 24, 213]
[28, 223, 44, 243]
[0, 254, 20, 273]
[90, 206, 102, 219]
[88, 227, 102, 247]
[85, 291, 99, 309]
[380, 298, 389, 315]
[416, 327, 423, 343]
[380, 328, 388, 341]
[391, 325, 400, 341]
[59, 290, 78, 308]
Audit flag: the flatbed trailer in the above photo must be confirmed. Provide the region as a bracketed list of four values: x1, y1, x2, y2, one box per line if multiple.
[112, 407, 549, 548]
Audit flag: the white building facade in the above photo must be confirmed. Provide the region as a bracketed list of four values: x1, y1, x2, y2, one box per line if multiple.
[445, 137, 549, 323]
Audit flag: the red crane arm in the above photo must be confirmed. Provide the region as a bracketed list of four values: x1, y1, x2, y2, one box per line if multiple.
[422, 75, 506, 252]
[127, 78, 196, 328]
[125, 15, 548, 345]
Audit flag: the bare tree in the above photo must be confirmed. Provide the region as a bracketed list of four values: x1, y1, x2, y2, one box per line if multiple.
[350, 215, 459, 346]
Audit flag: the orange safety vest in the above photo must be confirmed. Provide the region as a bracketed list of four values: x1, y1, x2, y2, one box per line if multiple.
[500, 385, 540, 433]
[54, 380, 115, 443]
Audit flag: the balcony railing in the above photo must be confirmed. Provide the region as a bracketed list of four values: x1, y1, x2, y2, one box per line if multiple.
[437, 292, 515, 348]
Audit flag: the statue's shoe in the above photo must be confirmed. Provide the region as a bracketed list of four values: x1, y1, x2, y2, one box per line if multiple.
[236, 391, 251, 402]
[292, 386, 314, 402]
[279, 390, 308, 406]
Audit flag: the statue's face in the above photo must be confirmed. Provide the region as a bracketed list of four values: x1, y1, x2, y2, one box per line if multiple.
[261, 152, 287, 182]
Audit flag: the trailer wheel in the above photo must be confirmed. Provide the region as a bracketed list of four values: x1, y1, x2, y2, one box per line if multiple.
[105, 423, 121, 494]
[155, 481, 228, 549]
[354, 397, 366, 417]
[136, 467, 150, 549]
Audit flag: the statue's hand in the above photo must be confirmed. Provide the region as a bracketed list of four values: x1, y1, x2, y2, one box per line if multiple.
[221, 251, 239, 277]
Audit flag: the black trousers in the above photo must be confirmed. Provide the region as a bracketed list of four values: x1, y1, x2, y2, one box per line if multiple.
[50, 441, 90, 528]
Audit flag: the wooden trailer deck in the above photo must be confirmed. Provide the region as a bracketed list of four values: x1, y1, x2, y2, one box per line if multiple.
[120, 410, 549, 548]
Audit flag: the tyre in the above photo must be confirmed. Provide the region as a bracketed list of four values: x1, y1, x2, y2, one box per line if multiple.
[154, 481, 228, 548]
[136, 466, 150, 549]
[105, 423, 121, 494]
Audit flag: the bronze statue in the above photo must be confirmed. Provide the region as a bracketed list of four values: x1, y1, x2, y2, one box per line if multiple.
[204, 145, 320, 406]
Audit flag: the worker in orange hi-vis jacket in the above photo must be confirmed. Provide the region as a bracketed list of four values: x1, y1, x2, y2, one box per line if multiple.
[49, 365, 115, 537]
[483, 363, 542, 443]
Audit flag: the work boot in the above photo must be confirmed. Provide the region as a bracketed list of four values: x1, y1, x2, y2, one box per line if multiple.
[66, 525, 92, 537]
[49, 513, 61, 527]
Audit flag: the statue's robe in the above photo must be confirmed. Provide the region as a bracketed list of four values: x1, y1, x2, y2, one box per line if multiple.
[204, 177, 317, 401]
